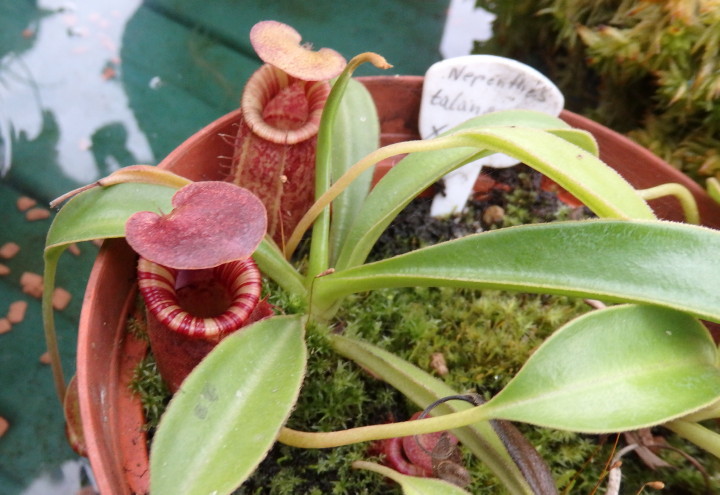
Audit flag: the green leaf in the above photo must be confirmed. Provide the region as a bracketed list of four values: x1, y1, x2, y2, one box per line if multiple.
[334, 111, 569, 270]
[46, 182, 178, 249]
[353, 461, 472, 495]
[542, 127, 599, 155]
[42, 181, 178, 402]
[150, 316, 307, 495]
[482, 305, 720, 432]
[666, 420, 720, 458]
[309, 60, 382, 279]
[316, 220, 720, 323]
[253, 237, 307, 298]
[707, 177, 720, 205]
[334, 111, 652, 270]
[328, 78, 380, 264]
[331, 334, 539, 495]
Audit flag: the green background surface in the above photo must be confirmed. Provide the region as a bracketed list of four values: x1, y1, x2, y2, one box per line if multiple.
[0, 1, 447, 492]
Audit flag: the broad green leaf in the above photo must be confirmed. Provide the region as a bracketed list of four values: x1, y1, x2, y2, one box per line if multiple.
[331, 334, 540, 495]
[46, 182, 178, 249]
[353, 461, 471, 495]
[335, 111, 652, 270]
[308, 57, 386, 279]
[150, 316, 306, 495]
[315, 220, 720, 323]
[42, 182, 178, 402]
[541, 127, 598, 155]
[482, 305, 720, 432]
[328, 78, 380, 264]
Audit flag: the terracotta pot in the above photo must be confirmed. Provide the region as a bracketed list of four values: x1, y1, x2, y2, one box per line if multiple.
[76, 75, 720, 494]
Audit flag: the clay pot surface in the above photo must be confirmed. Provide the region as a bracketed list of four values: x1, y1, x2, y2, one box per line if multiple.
[76, 75, 720, 494]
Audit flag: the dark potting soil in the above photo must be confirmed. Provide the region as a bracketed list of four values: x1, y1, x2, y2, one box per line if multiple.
[369, 164, 591, 261]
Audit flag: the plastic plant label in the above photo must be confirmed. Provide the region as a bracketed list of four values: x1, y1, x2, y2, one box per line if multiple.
[419, 55, 564, 216]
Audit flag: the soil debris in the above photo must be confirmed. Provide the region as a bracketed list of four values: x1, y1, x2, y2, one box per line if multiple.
[482, 205, 505, 225]
[430, 352, 449, 376]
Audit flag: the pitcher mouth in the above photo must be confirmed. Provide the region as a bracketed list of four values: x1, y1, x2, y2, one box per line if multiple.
[137, 256, 261, 340]
[241, 64, 330, 145]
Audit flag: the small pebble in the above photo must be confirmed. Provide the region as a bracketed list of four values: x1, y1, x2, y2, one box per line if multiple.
[53, 287, 72, 311]
[0, 264, 9, 276]
[16, 196, 37, 211]
[7, 301, 27, 324]
[482, 205, 505, 225]
[20, 272, 44, 298]
[0, 416, 9, 437]
[0, 318, 11, 335]
[25, 207, 51, 221]
[0, 242, 20, 259]
[39, 351, 51, 364]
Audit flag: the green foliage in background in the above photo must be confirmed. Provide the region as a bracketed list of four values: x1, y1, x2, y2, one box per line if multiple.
[476, 0, 720, 182]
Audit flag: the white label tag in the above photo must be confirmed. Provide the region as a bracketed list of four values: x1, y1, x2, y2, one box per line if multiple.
[419, 55, 564, 216]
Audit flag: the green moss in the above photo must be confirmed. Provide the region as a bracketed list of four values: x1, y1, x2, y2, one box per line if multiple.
[129, 354, 170, 433]
[337, 286, 601, 493]
[237, 325, 403, 494]
[125, 168, 718, 492]
[128, 270, 720, 492]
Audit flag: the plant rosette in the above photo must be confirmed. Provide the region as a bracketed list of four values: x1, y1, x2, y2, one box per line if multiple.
[43, 21, 720, 495]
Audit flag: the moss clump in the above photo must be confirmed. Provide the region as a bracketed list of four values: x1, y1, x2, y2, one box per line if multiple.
[475, 0, 720, 184]
[337, 286, 601, 493]
[237, 327, 402, 495]
[127, 299, 171, 434]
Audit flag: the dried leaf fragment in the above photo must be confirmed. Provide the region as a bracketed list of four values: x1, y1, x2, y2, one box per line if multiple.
[430, 352, 449, 376]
